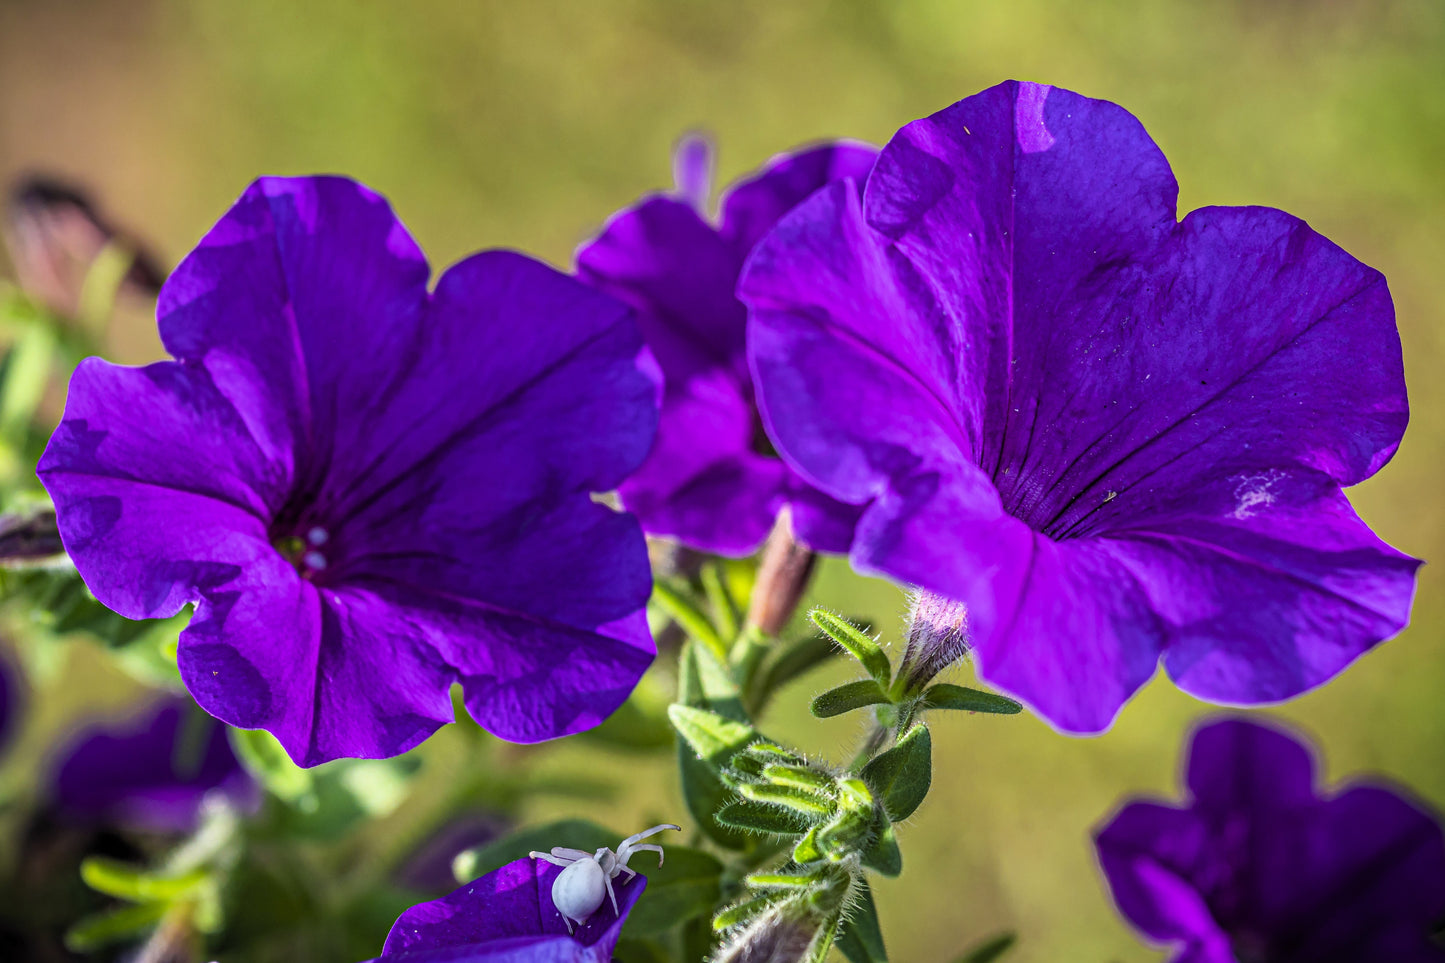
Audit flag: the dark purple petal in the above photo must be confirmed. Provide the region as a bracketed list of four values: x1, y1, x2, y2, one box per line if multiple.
[43, 177, 659, 764]
[1095, 719, 1445, 963]
[1094, 801, 1233, 959]
[179, 567, 459, 767]
[52, 697, 257, 833]
[0, 655, 15, 752]
[721, 142, 878, 254]
[380, 857, 643, 963]
[740, 81, 1416, 731]
[1181, 717, 1316, 814]
[156, 176, 429, 490]
[578, 144, 876, 556]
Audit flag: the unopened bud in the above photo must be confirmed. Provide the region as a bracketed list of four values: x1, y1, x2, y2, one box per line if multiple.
[897, 590, 969, 697]
[672, 132, 715, 215]
[713, 908, 821, 963]
[745, 509, 817, 637]
[3, 176, 164, 318]
[0, 509, 65, 567]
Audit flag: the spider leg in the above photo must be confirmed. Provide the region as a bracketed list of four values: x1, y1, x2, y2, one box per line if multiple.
[617, 823, 681, 851]
[603, 871, 620, 916]
[616, 842, 666, 870]
[550, 847, 593, 860]
[528, 851, 576, 868]
[616, 865, 637, 882]
[564, 916, 575, 936]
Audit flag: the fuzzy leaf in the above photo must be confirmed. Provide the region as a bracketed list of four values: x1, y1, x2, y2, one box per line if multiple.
[922, 683, 1023, 715]
[716, 800, 813, 836]
[861, 820, 902, 877]
[810, 610, 891, 687]
[861, 725, 932, 822]
[812, 679, 891, 718]
[836, 878, 888, 963]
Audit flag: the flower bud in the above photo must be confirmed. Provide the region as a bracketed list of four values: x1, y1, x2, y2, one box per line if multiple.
[713, 907, 821, 963]
[745, 509, 817, 637]
[3, 176, 164, 318]
[897, 590, 969, 697]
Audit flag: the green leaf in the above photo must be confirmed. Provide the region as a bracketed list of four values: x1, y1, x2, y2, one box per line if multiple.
[737, 782, 834, 817]
[675, 641, 754, 849]
[792, 827, 823, 864]
[621, 845, 724, 936]
[861, 725, 932, 822]
[953, 932, 1017, 963]
[453, 819, 616, 881]
[80, 857, 209, 903]
[921, 683, 1023, 715]
[613, 937, 674, 963]
[835, 878, 887, 963]
[229, 727, 316, 804]
[762, 763, 834, 794]
[810, 610, 891, 687]
[669, 704, 757, 767]
[745, 870, 823, 889]
[811, 679, 891, 719]
[700, 562, 741, 645]
[653, 580, 727, 663]
[749, 632, 840, 712]
[677, 637, 746, 722]
[716, 800, 813, 836]
[577, 698, 674, 751]
[65, 901, 168, 952]
[712, 891, 789, 931]
[76, 241, 138, 332]
[860, 819, 902, 877]
[0, 320, 56, 444]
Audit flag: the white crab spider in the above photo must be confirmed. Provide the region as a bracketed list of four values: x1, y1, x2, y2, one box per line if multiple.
[529, 823, 681, 934]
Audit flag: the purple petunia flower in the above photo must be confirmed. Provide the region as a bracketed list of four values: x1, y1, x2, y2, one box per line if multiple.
[373, 857, 643, 962]
[738, 80, 1419, 732]
[576, 136, 877, 555]
[1095, 718, 1445, 962]
[52, 696, 258, 834]
[39, 176, 659, 766]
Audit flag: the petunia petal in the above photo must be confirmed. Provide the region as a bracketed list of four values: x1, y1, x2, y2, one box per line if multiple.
[355, 580, 654, 745]
[1180, 718, 1316, 815]
[177, 553, 456, 767]
[381, 856, 643, 962]
[1112, 474, 1419, 708]
[741, 81, 1415, 730]
[580, 146, 875, 556]
[52, 697, 256, 833]
[1094, 801, 1233, 958]
[158, 176, 431, 484]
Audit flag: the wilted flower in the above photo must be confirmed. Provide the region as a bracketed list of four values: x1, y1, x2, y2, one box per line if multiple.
[51, 696, 257, 834]
[373, 857, 643, 962]
[576, 136, 877, 555]
[40, 176, 658, 765]
[739, 80, 1418, 732]
[1095, 718, 1445, 962]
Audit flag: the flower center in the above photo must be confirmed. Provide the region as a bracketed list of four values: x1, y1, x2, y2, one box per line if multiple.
[273, 525, 331, 579]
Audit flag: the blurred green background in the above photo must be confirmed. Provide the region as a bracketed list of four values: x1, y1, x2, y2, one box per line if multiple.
[2, 1, 1443, 960]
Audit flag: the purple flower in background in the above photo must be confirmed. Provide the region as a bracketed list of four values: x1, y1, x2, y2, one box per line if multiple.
[1095, 718, 1445, 962]
[739, 80, 1418, 732]
[39, 176, 658, 766]
[374, 857, 643, 962]
[577, 136, 877, 555]
[0, 655, 15, 752]
[52, 696, 257, 833]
